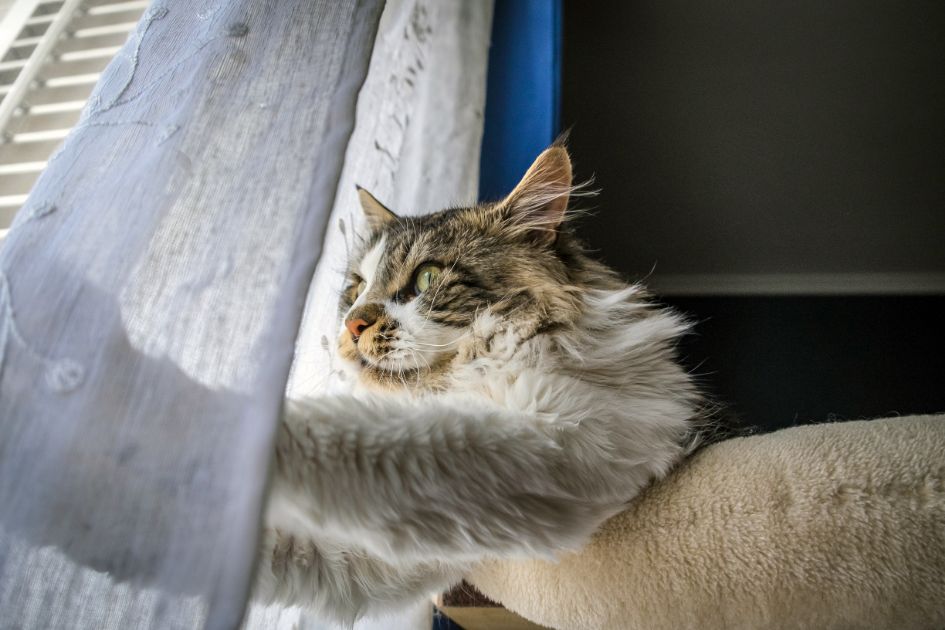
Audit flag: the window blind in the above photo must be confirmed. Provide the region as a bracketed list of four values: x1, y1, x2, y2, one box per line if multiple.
[0, 0, 147, 242]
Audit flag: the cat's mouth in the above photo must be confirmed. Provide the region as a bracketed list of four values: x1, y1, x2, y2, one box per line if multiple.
[353, 354, 426, 388]
[359, 355, 398, 372]
[356, 351, 421, 375]
[337, 327, 452, 389]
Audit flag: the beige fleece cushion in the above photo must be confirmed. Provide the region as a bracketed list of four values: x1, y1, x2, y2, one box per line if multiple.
[470, 415, 945, 630]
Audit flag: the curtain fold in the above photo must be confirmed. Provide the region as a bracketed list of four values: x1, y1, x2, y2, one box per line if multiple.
[0, 1, 383, 627]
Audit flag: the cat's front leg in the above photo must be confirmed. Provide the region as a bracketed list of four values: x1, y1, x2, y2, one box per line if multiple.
[275, 394, 631, 564]
[253, 524, 462, 624]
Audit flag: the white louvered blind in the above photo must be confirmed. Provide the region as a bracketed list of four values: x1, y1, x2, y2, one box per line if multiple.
[0, 0, 147, 242]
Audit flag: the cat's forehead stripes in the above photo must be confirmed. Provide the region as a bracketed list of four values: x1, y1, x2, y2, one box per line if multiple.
[369, 222, 440, 293]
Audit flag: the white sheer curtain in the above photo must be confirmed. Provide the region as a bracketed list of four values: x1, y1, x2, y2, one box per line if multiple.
[0, 0, 383, 627]
[0, 0, 492, 627]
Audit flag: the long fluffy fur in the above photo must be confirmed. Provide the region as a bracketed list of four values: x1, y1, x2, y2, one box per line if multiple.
[252, 147, 704, 624]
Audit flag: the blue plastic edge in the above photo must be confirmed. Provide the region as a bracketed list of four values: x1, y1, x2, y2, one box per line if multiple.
[478, 0, 563, 201]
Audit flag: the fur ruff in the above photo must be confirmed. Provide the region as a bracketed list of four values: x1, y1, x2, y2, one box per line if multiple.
[255, 285, 700, 623]
[253, 145, 704, 624]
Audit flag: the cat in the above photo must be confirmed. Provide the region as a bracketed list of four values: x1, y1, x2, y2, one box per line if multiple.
[253, 143, 708, 624]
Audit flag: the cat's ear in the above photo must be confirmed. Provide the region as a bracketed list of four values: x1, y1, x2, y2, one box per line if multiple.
[496, 145, 573, 246]
[356, 185, 398, 231]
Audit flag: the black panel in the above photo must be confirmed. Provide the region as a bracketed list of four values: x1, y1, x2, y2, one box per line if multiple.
[664, 296, 945, 431]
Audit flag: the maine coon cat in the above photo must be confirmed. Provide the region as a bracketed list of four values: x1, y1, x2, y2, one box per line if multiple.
[254, 144, 706, 623]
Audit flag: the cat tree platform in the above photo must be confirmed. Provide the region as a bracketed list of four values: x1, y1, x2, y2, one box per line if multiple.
[465, 415, 945, 630]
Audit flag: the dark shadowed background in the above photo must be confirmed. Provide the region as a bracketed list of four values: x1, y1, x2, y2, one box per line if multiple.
[561, 0, 945, 431]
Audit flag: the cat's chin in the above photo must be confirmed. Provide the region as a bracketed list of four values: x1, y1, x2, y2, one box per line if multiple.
[337, 354, 427, 392]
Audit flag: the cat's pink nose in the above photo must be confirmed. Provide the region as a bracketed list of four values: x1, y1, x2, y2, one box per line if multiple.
[346, 318, 370, 338]
[345, 304, 381, 339]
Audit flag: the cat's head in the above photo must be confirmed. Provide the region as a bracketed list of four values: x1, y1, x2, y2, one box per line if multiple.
[337, 145, 604, 390]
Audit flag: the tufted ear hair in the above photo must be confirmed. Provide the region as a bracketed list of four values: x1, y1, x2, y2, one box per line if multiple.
[495, 145, 574, 246]
[355, 185, 398, 231]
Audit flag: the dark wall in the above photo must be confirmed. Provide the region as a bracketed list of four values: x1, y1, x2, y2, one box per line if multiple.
[563, 0, 945, 277]
[562, 1, 945, 429]
[664, 296, 945, 431]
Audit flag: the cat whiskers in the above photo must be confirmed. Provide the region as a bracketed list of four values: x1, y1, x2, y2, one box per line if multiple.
[364, 335, 433, 385]
[409, 334, 469, 349]
[404, 346, 431, 395]
[367, 343, 406, 370]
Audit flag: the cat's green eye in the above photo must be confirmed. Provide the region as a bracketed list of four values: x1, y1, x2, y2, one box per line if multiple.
[356, 280, 367, 296]
[413, 263, 441, 294]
